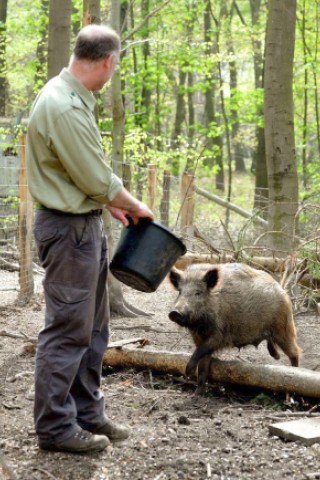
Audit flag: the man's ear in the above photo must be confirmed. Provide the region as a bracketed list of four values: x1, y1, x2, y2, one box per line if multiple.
[169, 267, 183, 290]
[203, 268, 219, 290]
[104, 55, 113, 69]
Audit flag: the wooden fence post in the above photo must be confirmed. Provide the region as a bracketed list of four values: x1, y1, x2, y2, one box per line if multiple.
[18, 133, 34, 304]
[160, 169, 171, 227]
[180, 171, 195, 249]
[122, 162, 132, 192]
[147, 163, 157, 213]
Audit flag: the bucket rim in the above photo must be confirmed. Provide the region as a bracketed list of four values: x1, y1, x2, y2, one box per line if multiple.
[129, 219, 187, 255]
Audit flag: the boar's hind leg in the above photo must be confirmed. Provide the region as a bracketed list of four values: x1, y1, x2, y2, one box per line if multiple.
[272, 308, 301, 367]
[273, 334, 301, 367]
[195, 355, 212, 396]
[267, 340, 281, 360]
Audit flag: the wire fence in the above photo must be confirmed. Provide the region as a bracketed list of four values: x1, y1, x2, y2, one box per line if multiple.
[1, 134, 320, 308]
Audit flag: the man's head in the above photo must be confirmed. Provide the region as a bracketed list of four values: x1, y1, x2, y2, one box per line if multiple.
[69, 25, 120, 91]
[74, 25, 120, 62]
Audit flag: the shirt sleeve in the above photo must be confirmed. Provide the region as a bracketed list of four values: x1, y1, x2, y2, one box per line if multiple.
[49, 104, 123, 203]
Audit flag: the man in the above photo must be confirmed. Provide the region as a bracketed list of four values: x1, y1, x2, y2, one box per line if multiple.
[26, 24, 154, 454]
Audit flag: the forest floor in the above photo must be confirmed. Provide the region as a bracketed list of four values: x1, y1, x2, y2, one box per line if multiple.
[1, 270, 320, 480]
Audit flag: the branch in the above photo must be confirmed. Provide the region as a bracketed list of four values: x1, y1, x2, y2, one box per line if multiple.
[194, 185, 268, 227]
[121, 38, 153, 53]
[233, 1, 247, 26]
[122, 0, 171, 43]
[193, 226, 220, 254]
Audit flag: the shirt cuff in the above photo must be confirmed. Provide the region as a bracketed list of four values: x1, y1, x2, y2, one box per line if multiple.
[90, 175, 123, 203]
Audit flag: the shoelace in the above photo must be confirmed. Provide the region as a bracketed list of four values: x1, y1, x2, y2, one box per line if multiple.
[74, 430, 92, 441]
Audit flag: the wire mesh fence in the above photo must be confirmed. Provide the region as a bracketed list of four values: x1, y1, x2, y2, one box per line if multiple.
[1, 134, 320, 308]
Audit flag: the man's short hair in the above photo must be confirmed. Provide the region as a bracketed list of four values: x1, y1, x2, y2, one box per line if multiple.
[74, 25, 120, 61]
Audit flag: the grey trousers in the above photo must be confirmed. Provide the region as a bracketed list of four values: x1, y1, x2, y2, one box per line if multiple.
[33, 209, 109, 442]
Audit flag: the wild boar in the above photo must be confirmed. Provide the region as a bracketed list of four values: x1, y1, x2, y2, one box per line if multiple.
[168, 263, 301, 394]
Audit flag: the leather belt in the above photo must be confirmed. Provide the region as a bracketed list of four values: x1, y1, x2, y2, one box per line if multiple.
[36, 204, 103, 216]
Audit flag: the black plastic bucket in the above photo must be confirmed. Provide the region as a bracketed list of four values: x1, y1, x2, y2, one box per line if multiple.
[109, 218, 186, 293]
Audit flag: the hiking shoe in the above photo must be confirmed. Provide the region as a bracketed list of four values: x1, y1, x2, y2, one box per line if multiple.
[38, 429, 110, 453]
[91, 418, 130, 441]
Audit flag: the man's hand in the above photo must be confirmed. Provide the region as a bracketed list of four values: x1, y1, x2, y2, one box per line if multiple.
[128, 200, 154, 225]
[106, 206, 131, 226]
[106, 187, 154, 226]
[106, 201, 154, 227]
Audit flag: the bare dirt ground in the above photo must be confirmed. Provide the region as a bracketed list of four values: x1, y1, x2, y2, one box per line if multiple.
[1, 271, 320, 480]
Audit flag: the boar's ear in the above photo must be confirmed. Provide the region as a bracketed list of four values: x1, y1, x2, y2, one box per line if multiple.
[203, 268, 219, 290]
[169, 267, 182, 290]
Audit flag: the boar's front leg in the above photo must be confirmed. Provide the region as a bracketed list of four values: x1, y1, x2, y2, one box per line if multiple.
[186, 343, 215, 378]
[195, 354, 212, 396]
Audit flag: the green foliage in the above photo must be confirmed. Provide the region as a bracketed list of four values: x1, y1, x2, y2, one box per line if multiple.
[1, 0, 320, 263]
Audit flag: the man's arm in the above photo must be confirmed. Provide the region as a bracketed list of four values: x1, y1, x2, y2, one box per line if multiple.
[106, 188, 154, 226]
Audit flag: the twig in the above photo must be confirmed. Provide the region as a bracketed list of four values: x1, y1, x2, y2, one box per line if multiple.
[6, 371, 34, 383]
[193, 226, 220, 254]
[153, 473, 167, 480]
[108, 337, 150, 349]
[266, 412, 320, 421]
[308, 404, 320, 414]
[0, 257, 19, 271]
[112, 325, 170, 334]
[0, 329, 36, 342]
[3, 403, 22, 410]
[32, 468, 57, 480]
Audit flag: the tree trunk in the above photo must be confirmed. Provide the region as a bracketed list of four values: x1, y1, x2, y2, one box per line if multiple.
[203, 0, 224, 191]
[83, 0, 101, 25]
[47, 0, 71, 80]
[171, 68, 187, 148]
[34, 0, 49, 89]
[0, 0, 8, 116]
[230, 51, 246, 173]
[110, 0, 124, 178]
[107, 1, 151, 317]
[226, 4, 245, 173]
[250, 0, 269, 215]
[264, 0, 299, 255]
[185, 2, 196, 154]
[140, 0, 152, 130]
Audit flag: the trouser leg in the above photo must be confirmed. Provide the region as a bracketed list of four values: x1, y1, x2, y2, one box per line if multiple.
[33, 211, 109, 441]
[72, 248, 110, 429]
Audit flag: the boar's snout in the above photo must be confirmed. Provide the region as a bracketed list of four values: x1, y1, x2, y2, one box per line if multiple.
[169, 310, 186, 326]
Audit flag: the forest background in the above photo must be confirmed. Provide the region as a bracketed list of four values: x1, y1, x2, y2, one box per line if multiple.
[0, 0, 319, 274]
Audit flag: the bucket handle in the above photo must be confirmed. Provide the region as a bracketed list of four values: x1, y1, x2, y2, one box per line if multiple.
[125, 215, 152, 228]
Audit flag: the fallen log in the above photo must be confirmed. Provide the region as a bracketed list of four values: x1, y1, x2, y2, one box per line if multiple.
[174, 254, 319, 289]
[103, 346, 320, 399]
[175, 253, 285, 271]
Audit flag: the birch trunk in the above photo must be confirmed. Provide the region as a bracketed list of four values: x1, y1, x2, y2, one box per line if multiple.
[47, 0, 71, 80]
[264, 0, 299, 256]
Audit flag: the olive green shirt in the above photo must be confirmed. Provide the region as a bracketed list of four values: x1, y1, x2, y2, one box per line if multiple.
[26, 68, 123, 213]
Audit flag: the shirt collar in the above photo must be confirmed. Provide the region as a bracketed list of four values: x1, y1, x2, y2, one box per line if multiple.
[59, 68, 96, 112]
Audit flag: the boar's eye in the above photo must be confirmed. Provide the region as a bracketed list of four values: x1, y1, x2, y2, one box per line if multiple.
[194, 290, 202, 296]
